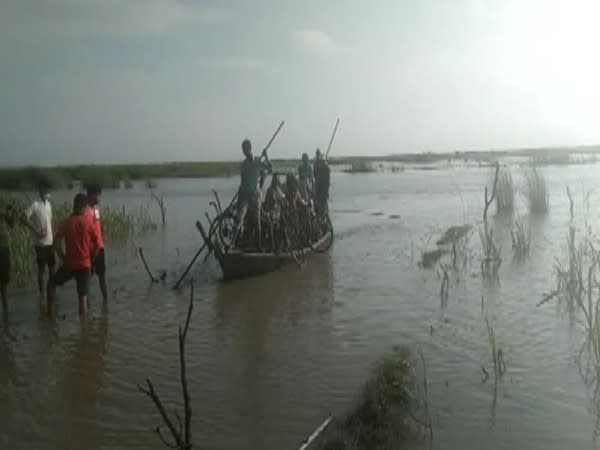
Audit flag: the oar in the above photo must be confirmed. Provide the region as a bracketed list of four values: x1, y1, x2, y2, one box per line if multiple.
[325, 118, 340, 160]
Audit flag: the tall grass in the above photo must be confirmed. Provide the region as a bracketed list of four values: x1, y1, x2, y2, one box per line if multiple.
[525, 168, 549, 214]
[495, 168, 514, 214]
[511, 218, 531, 261]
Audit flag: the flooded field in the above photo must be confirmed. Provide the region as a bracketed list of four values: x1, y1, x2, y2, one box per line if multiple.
[2, 164, 600, 449]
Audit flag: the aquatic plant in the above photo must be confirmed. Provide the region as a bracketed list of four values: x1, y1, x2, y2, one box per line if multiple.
[152, 192, 167, 226]
[495, 168, 514, 214]
[317, 347, 427, 450]
[479, 224, 502, 283]
[524, 168, 549, 214]
[511, 218, 531, 261]
[138, 281, 194, 450]
[483, 162, 499, 221]
[145, 179, 158, 189]
[436, 224, 472, 271]
[483, 318, 506, 383]
[418, 248, 446, 269]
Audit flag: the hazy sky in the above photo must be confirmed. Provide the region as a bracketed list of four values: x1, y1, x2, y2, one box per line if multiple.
[1, 0, 599, 166]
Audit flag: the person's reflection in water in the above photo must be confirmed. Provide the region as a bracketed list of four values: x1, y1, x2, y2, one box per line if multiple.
[55, 311, 108, 450]
[213, 255, 334, 448]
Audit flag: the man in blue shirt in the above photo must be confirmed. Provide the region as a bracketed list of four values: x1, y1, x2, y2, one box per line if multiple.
[236, 139, 269, 247]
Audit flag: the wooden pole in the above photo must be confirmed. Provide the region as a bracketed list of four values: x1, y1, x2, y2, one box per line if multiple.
[325, 118, 340, 159]
[261, 120, 285, 162]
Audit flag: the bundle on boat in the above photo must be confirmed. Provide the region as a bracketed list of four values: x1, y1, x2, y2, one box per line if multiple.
[196, 185, 333, 281]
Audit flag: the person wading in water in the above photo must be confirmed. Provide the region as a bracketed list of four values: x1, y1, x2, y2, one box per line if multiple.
[48, 193, 99, 315]
[24, 180, 55, 296]
[85, 184, 108, 302]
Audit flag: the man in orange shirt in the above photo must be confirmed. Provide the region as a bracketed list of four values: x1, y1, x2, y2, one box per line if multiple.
[48, 193, 99, 315]
[85, 184, 108, 301]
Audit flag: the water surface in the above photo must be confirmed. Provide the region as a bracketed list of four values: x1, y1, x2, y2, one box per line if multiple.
[1, 165, 600, 449]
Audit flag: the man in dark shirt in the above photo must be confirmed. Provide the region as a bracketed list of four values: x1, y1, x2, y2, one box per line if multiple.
[313, 149, 331, 216]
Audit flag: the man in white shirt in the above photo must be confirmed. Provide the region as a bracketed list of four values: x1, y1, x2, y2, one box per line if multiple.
[24, 181, 56, 294]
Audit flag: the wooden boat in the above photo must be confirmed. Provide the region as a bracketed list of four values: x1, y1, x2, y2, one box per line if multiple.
[214, 232, 332, 281]
[195, 190, 333, 281]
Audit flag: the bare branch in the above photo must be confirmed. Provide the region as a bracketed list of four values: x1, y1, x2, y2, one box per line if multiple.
[483, 162, 500, 221]
[139, 377, 183, 448]
[155, 426, 178, 449]
[139, 247, 159, 283]
[179, 280, 194, 446]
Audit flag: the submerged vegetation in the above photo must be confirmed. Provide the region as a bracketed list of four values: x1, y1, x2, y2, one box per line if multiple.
[318, 347, 428, 450]
[524, 168, 549, 214]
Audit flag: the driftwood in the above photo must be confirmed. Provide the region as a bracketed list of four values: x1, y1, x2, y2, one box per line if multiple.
[138, 281, 195, 449]
[483, 162, 500, 221]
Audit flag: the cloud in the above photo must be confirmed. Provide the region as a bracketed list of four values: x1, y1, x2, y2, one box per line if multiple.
[0, 0, 225, 41]
[292, 29, 338, 56]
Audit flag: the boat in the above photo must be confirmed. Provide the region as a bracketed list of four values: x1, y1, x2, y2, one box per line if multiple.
[196, 190, 333, 281]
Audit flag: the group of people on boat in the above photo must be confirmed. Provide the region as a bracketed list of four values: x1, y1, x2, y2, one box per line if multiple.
[235, 139, 331, 250]
[0, 181, 108, 316]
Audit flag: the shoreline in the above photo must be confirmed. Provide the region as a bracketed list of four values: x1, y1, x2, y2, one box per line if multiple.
[2, 145, 600, 190]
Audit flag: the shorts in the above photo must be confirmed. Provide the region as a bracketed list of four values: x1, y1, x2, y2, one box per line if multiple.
[92, 248, 106, 276]
[52, 267, 91, 297]
[35, 245, 56, 269]
[0, 247, 10, 285]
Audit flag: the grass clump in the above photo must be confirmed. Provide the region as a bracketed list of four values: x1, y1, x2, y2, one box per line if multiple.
[495, 168, 514, 214]
[525, 168, 549, 214]
[318, 347, 425, 450]
[511, 218, 531, 261]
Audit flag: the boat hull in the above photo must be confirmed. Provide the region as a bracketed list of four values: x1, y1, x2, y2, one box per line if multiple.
[216, 233, 331, 281]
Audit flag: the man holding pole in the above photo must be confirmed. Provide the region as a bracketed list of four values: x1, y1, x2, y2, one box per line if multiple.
[236, 139, 269, 247]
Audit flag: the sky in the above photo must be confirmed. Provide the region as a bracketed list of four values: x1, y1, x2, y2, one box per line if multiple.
[1, 0, 600, 166]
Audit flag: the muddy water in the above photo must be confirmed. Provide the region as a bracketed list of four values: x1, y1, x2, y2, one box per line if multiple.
[2, 165, 600, 449]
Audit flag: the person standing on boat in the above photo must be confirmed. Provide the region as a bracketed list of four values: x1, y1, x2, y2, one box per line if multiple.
[313, 149, 331, 216]
[298, 153, 313, 201]
[236, 139, 269, 246]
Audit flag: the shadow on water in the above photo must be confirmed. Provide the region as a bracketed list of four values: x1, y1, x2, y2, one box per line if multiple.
[211, 254, 335, 448]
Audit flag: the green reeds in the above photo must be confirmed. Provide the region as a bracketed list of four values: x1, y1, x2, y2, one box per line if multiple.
[511, 218, 531, 261]
[524, 168, 549, 214]
[495, 168, 514, 214]
[318, 347, 423, 450]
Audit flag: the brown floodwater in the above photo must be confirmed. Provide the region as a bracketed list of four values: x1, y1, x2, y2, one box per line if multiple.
[2, 164, 600, 449]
